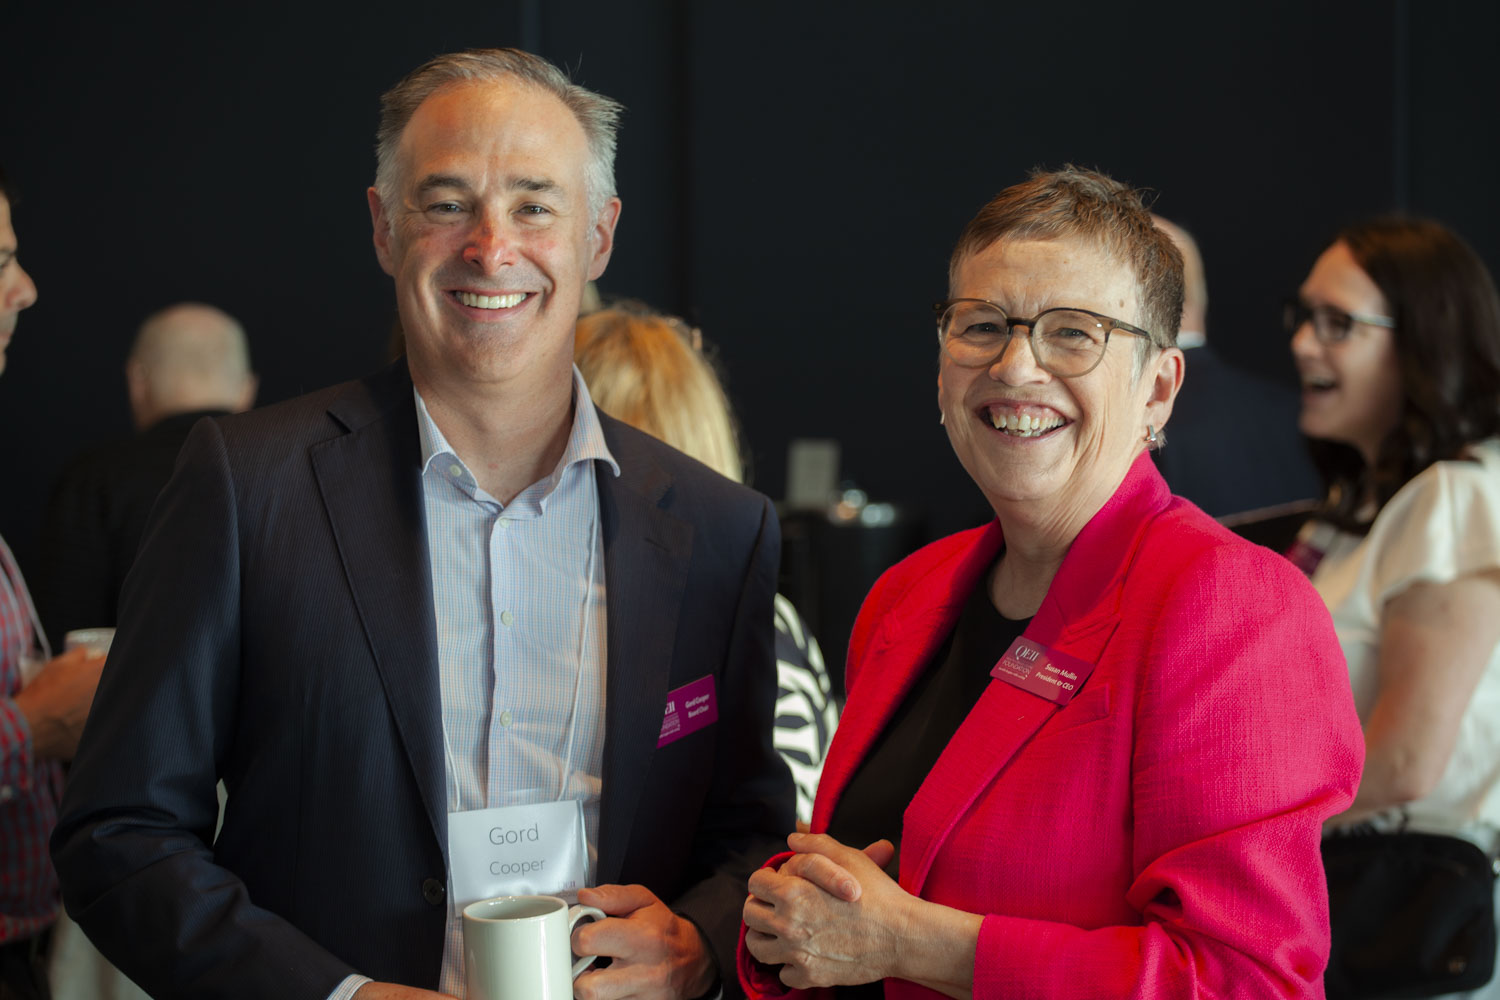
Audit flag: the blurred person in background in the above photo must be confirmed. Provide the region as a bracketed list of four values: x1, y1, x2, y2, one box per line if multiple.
[1149, 214, 1318, 518]
[0, 162, 105, 1000]
[38, 303, 256, 648]
[737, 167, 1363, 999]
[1287, 217, 1500, 999]
[575, 302, 839, 824]
[36, 302, 252, 1000]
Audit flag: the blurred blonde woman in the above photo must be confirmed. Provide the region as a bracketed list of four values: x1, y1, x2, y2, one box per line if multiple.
[576, 302, 837, 823]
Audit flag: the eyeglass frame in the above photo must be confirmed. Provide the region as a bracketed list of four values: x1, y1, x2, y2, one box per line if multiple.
[1282, 298, 1396, 345]
[932, 298, 1158, 378]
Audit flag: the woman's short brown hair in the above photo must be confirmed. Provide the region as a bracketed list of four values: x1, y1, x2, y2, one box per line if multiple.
[949, 166, 1184, 349]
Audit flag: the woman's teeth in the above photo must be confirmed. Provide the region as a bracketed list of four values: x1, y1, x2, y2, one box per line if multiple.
[457, 291, 526, 309]
[989, 412, 1064, 437]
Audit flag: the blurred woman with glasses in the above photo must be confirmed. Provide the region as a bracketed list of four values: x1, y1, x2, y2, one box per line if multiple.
[1287, 218, 1500, 999]
[737, 167, 1363, 999]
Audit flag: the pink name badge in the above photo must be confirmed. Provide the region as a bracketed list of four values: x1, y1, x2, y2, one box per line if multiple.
[658, 675, 718, 747]
[990, 637, 1095, 706]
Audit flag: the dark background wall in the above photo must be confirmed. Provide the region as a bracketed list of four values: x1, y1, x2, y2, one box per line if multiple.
[3, 1, 1497, 666]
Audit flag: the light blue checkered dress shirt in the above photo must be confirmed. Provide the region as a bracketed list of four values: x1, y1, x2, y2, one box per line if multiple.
[333, 368, 618, 1000]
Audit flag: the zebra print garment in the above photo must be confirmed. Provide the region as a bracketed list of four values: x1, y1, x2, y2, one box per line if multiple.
[772, 593, 840, 825]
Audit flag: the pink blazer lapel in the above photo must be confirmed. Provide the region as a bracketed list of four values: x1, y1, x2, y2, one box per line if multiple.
[899, 454, 1171, 894]
[810, 525, 1002, 834]
[898, 602, 1122, 894]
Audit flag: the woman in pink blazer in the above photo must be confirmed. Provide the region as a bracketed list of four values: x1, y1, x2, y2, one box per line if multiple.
[739, 168, 1365, 999]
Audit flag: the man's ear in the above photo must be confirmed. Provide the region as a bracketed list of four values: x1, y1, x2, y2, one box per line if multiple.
[235, 373, 259, 413]
[125, 358, 151, 430]
[1143, 346, 1185, 440]
[586, 197, 623, 281]
[368, 187, 396, 277]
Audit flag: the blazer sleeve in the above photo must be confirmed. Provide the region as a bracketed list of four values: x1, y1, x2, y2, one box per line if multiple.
[671, 494, 796, 996]
[970, 547, 1364, 998]
[50, 419, 354, 1000]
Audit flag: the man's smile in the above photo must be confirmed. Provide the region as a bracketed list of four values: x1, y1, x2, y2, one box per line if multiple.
[453, 290, 528, 310]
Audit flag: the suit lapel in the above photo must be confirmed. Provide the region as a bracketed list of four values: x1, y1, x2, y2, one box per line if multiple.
[593, 417, 694, 884]
[310, 364, 448, 848]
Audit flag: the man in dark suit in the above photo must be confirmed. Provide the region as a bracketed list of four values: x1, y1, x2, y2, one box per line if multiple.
[1149, 215, 1319, 518]
[38, 302, 257, 649]
[52, 50, 790, 1000]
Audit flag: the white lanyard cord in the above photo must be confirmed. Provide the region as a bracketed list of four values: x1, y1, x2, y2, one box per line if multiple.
[555, 503, 598, 803]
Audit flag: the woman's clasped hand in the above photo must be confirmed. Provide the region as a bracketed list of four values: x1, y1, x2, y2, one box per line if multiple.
[743, 834, 980, 996]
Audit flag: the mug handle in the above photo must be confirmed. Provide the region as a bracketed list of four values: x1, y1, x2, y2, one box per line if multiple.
[568, 904, 607, 979]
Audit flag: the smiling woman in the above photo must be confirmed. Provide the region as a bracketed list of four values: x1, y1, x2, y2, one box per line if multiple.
[1287, 218, 1500, 999]
[737, 167, 1364, 1000]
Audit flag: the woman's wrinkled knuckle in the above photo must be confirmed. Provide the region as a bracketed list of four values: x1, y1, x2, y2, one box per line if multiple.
[804, 855, 838, 886]
[781, 875, 813, 903]
[747, 869, 778, 898]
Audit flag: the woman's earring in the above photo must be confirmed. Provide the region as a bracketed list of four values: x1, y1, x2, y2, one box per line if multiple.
[939, 411, 945, 426]
[1146, 424, 1160, 449]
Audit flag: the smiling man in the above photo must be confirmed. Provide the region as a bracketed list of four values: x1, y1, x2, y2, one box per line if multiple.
[52, 51, 790, 1000]
[0, 169, 38, 376]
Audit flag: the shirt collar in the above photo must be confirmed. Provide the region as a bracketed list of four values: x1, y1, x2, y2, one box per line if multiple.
[414, 366, 620, 503]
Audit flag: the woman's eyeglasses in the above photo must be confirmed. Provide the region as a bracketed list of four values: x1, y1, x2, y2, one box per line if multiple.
[1283, 299, 1395, 344]
[934, 299, 1155, 378]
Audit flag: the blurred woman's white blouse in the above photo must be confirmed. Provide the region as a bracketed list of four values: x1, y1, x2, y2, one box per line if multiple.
[1299, 438, 1500, 841]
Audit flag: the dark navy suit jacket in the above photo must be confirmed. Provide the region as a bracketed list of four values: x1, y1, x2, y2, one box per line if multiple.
[38, 408, 229, 649]
[52, 359, 791, 999]
[1152, 345, 1319, 518]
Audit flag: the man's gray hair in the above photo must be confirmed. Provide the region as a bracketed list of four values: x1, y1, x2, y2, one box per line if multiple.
[374, 48, 624, 223]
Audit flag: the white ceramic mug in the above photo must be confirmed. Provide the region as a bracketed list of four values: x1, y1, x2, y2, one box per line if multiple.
[462, 894, 605, 1000]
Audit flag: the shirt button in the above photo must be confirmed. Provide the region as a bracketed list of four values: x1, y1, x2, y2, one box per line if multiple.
[448, 463, 463, 479]
[500, 610, 514, 627]
[499, 710, 513, 728]
[499, 517, 512, 528]
[0, 787, 13, 802]
[421, 878, 445, 906]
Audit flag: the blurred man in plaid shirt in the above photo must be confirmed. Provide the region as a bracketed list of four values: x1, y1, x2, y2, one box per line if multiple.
[0, 163, 105, 999]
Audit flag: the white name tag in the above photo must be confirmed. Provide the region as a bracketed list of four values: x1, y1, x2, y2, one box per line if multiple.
[447, 799, 589, 908]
